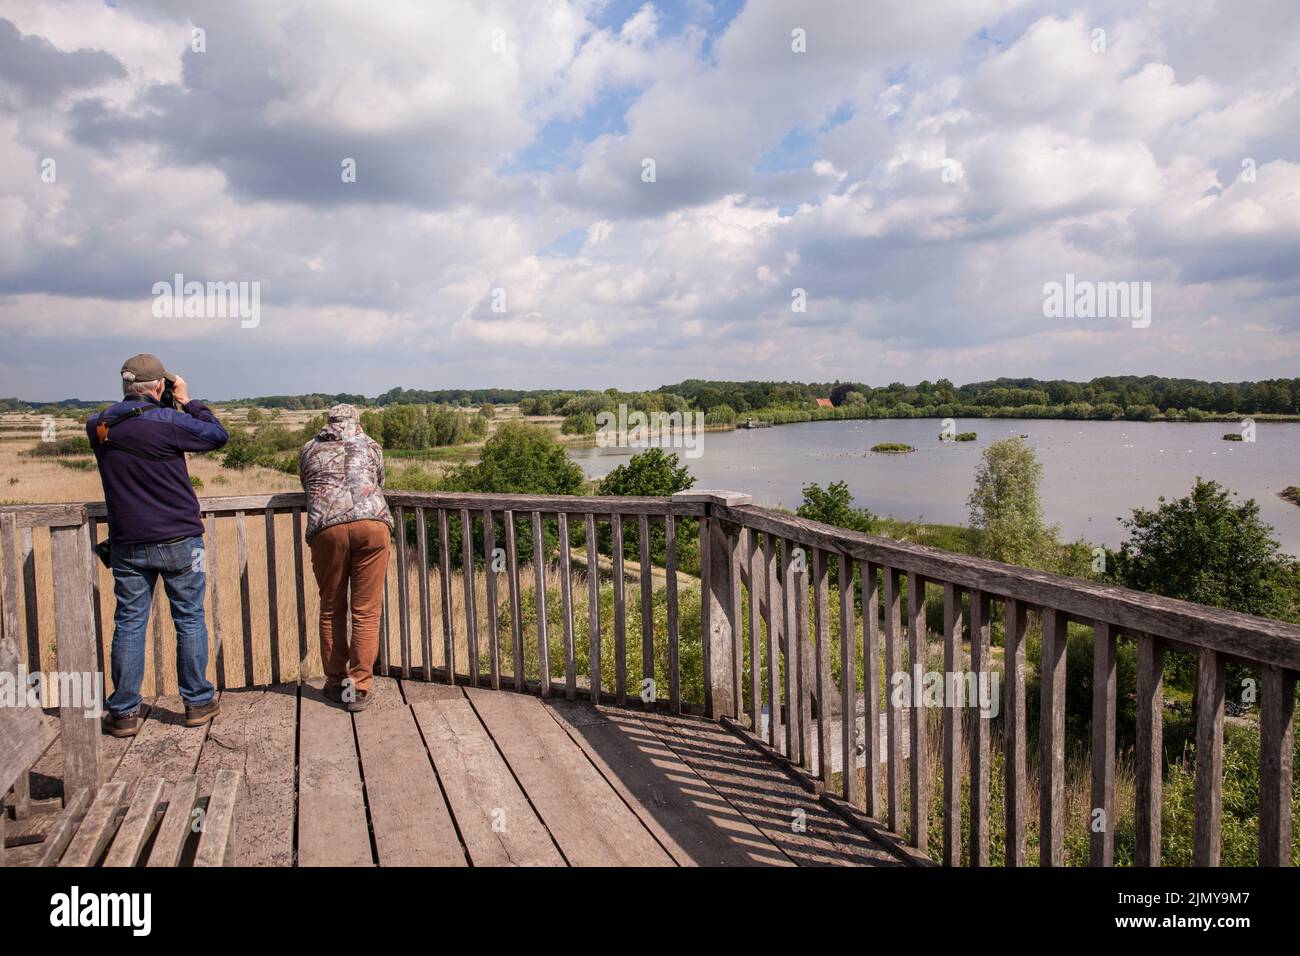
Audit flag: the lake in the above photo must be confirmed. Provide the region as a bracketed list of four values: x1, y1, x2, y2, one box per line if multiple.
[569, 419, 1300, 556]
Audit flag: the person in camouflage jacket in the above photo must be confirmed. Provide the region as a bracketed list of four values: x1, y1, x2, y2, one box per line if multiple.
[299, 404, 393, 711]
[300, 405, 393, 541]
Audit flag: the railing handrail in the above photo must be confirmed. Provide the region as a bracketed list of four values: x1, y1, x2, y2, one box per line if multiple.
[716, 502, 1300, 672]
[0, 491, 710, 526]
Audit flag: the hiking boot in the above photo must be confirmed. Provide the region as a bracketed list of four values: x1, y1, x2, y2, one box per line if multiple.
[323, 682, 345, 703]
[346, 690, 372, 713]
[184, 699, 221, 727]
[102, 711, 141, 738]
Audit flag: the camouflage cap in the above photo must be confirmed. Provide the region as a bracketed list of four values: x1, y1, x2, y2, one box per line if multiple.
[328, 403, 361, 422]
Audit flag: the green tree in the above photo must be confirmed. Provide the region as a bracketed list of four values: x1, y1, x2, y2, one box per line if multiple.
[796, 481, 874, 534]
[450, 421, 583, 496]
[796, 481, 875, 590]
[438, 422, 585, 567]
[966, 437, 1057, 568]
[597, 448, 696, 564]
[1111, 478, 1298, 623]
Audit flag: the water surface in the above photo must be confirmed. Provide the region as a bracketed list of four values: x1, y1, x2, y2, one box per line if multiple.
[569, 419, 1300, 555]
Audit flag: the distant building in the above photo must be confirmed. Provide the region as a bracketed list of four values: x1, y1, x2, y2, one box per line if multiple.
[815, 398, 833, 409]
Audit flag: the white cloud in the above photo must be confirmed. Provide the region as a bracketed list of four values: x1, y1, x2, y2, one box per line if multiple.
[0, 0, 1297, 399]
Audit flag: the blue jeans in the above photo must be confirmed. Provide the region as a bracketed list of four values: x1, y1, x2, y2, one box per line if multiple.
[107, 536, 215, 717]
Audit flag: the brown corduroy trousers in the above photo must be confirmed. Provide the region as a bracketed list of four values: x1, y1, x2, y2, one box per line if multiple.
[308, 519, 391, 694]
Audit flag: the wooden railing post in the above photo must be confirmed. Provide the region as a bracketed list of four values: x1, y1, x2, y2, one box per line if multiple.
[1003, 598, 1028, 867]
[49, 507, 102, 794]
[675, 491, 751, 720]
[907, 571, 928, 854]
[1259, 665, 1296, 866]
[1134, 633, 1164, 866]
[1089, 621, 1118, 866]
[0, 513, 57, 806]
[968, 588, 991, 866]
[1193, 647, 1226, 866]
[1039, 608, 1067, 866]
[941, 582, 963, 866]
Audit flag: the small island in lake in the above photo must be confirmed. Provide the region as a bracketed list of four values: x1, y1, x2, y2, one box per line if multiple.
[871, 442, 915, 453]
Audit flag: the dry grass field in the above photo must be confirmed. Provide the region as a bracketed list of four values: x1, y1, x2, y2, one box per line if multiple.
[1, 409, 304, 504]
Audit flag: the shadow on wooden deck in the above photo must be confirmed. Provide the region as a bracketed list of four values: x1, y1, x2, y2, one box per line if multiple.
[12, 678, 906, 867]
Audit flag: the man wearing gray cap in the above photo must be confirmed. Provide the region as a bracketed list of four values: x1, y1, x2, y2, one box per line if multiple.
[88, 354, 228, 736]
[299, 403, 393, 711]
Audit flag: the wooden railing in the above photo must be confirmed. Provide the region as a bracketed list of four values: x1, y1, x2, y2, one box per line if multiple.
[2, 490, 1297, 867]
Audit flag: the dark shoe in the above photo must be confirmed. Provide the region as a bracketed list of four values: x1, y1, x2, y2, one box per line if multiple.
[346, 690, 372, 713]
[102, 711, 141, 738]
[322, 682, 345, 703]
[184, 700, 221, 727]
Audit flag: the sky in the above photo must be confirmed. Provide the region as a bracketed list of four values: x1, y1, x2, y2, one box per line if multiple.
[0, 0, 1297, 401]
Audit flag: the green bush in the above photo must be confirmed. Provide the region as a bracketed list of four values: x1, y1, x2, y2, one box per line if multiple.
[27, 436, 91, 457]
[561, 412, 597, 435]
[221, 415, 324, 470]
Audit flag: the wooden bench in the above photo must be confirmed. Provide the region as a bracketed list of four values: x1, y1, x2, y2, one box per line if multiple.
[0, 611, 55, 865]
[23, 771, 242, 867]
[2, 705, 243, 868]
[2, 577, 242, 867]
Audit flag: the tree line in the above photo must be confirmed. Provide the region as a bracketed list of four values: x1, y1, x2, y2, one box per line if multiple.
[7, 374, 1297, 419]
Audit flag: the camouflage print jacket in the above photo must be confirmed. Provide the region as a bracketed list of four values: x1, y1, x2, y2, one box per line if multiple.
[299, 420, 393, 542]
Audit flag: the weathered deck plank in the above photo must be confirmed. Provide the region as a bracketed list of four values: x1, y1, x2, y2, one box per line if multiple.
[637, 709, 903, 867]
[547, 699, 791, 867]
[110, 696, 215, 800]
[297, 681, 371, 867]
[354, 681, 465, 867]
[399, 679, 465, 705]
[413, 697, 562, 866]
[18, 678, 905, 868]
[193, 686, 297, 867]
[465, 687, 673, 866]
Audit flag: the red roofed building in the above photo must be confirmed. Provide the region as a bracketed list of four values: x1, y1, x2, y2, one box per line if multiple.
[815, 398, 833, 409]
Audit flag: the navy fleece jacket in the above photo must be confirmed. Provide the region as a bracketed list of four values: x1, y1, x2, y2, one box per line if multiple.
[87, 396, 229, 546]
